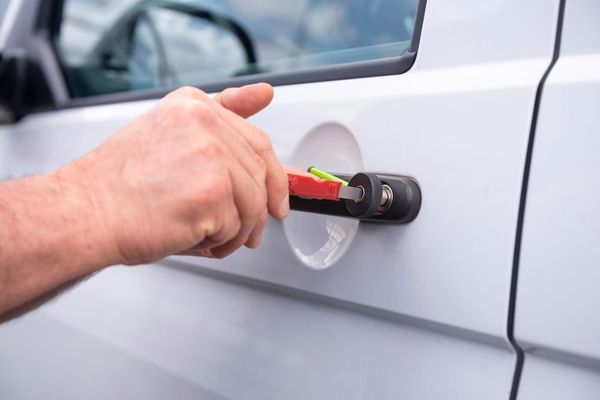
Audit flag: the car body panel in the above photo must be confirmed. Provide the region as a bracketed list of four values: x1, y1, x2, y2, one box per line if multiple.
[0, 0, 570, 398]
[1, 265, 515, 399]
[515, 0, 600, 396]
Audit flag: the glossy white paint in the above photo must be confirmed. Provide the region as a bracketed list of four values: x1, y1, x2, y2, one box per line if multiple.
[0, 0, 566, 398]
[515, 0, 600, 396]
[189, 56, 553, 340]
[519, 354, 600, 400]
[0, 265, 515, 399]
[1, 55, 552, 337]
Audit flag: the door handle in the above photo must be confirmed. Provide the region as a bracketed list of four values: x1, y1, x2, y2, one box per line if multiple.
[289, 172, 421, 224]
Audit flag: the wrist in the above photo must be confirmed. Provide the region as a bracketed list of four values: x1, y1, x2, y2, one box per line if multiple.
[50, 160, 122, 270]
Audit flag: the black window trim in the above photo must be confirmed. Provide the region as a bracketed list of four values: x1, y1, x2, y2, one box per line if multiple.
[24, 0, 428, 111]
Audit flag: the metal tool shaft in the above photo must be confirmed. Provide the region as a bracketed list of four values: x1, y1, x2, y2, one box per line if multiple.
[338, 185, 363, 202]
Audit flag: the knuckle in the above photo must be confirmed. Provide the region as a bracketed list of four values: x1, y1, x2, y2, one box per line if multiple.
[229, 216, 242, 237]
[259, 211, 268, 225]
[177, 99, 200, 117]
[242, 203, 262, 223]
[253, 155, 267, 180]
[212, 249, 232, 260]
[192, 168, 230, 209]
[246, 238, 260, 249]
[251, 188, 268, 218]
[257, 186, 268, 207]
[276, 167, 289, 191]
[205, 172, 231, 201]
[194, 102, 219, 126]
[173, 86, 208, 100]
[217, 87, 235, 102]
[163, 96, 202, 119]
[194, 136, 222, 159]
[193, 219, 216, 241]
[248, 125, 273, 153]
[168, 96, 211, 119]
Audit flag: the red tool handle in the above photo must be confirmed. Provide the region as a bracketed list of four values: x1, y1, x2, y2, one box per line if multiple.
[287, 173, 342, 201]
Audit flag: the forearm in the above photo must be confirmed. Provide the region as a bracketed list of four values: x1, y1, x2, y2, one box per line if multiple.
[0, 166, 118, 315]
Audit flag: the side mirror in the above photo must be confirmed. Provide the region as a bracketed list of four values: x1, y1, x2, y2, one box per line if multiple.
[0, 51, 26, 123]
[77, 0, 258, 96]
[129, 1, 257, 64]
[0, 49, 56, 123]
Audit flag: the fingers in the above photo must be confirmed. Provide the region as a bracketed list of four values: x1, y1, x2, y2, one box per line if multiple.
[187, 84, 288, 221]
[177, 167, 240, 258]
[173, 84, 284, 257]
[213, 89, 289, 220]
[214, 83, 274, 118]
[179, 158, 265, 258]
[201, 114, 270, 251]
[178, 247, 214, 258]
[187, 92, 272, 249]
[204, 112, 268, 198]
[208, 161, 267, 258]
[227, 114, 289, 220]
[246, 210, 268, 248]
[284, 165, 313, 177]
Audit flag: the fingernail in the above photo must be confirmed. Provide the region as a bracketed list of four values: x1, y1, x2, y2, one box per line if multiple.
[280, 193, 290, 217]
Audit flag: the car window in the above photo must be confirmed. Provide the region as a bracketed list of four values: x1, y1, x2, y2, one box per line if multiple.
[0, 1, 10, 26]
[56, 0, 420, 98]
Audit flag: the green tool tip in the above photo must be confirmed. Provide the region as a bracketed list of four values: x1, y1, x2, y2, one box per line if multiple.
[308, 167, 348, 186]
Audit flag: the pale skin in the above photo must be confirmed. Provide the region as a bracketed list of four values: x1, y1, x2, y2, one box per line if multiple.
[0, 83, 290, 320]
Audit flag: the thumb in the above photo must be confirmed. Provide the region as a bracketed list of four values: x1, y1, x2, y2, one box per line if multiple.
[284, 165, 313, 177]
[215, 83, 274, 118]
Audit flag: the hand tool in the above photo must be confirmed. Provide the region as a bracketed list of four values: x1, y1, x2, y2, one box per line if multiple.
[287, 172, 363, 202]
[287, 168, 422, 223]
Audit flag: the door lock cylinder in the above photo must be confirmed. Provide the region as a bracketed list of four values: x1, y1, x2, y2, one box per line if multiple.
[288, 170, 421, 224]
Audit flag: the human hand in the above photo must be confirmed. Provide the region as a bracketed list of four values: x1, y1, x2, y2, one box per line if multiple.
[57, 83, 288, 265]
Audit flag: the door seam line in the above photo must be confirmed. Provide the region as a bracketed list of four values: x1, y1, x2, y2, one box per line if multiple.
[507, 0, 566, 398]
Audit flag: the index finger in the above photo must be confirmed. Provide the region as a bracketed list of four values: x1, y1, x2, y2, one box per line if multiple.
[212, 102, 289, 219]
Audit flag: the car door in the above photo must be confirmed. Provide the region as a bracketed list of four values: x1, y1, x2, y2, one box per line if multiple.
[0, 0, 563, 398]
[515, 0, 600, 398]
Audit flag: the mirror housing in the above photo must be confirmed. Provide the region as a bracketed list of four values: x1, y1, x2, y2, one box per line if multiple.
[0, 51, 26, 123]
[66, 0, 258, 97]
[128, 1, 257, 64]
[0, 49, 56, 124]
